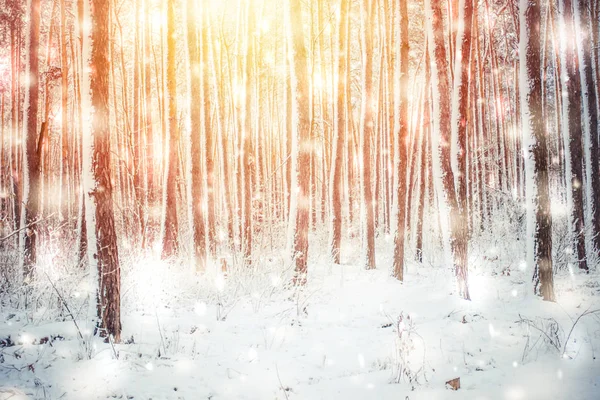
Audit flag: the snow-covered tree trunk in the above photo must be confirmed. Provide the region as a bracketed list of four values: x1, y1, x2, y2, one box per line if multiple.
[161, 0, 180, 259]
[9, 16, 21, 234]
[242, 0, 254, 266]
[143, 1, 156, 219]
[211, 32, 234, 249]
[82, 0, 122, 341]
[425, 0, 470, 299]
[519, 0, 555, 301]
[132, 0, 146, 242]
[286, 0, 311, 284]
[392, 0, 409, 280]
[59, 0, 70, 222]
[186, 0, 206, 270]
[449, 0, 474, 299]
[329, 0, 349, 265]
[22, 0, 42, 283]
[575, 0, 600, 258]
[415, 78, 430, 263]
[200, 7, 216, 258]
[558, 0, 588, 272]
[359, 0, 376, 270]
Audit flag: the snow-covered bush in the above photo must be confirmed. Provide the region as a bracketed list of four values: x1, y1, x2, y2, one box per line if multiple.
[392, 312, 427, 386]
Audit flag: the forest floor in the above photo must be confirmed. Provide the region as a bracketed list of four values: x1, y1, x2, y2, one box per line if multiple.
[1, 238, 600, 400]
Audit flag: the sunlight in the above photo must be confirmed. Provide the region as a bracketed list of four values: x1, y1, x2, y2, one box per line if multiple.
[260, 19, 271, 34]
[550, 198, 567, 216]
[2, 0, 597, 398]
[312, 72, 324, 91]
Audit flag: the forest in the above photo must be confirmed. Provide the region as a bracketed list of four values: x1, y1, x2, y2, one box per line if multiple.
[0, 0, 599, 398]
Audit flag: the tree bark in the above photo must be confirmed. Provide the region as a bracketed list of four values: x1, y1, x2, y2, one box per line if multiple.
[329, 0, 349, 265]
[392, 0, 409, 280]
[22, 0, 42, 283]
[559, 0, 587, 272]
[360, 0, 376, 270]
[161, 0, 180, 259]
[286, 0, 312, 284]
[425, 0, 469, 299]
[187, 0, 206, 269]
[450, 0, 474, 299]
[576, 0, 600, 258]
[83, 0, 122, 341]
[519, 0, 555, 301]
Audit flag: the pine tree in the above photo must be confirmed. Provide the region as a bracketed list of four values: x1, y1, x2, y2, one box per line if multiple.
[22, 0, 42, 283]
[392, 0, 409, 280]
[449, 0, 474, 299]
[519, 0, 555, 301]
[360, 0, 376, 270]
[82, 0, 122, 341]
[187, 0, 207, 270]
[286, 0, 312, 284]
[425, 0, 470, 299]
[161, 0, 180, 259]
[576, 0, 600, 258]
[558, 0, 587, 272]
[328, 0, 349, 265]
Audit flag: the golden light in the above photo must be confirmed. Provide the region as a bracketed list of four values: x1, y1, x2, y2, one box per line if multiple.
[312, 72, 324, 90]
[260, 19, 271, 34]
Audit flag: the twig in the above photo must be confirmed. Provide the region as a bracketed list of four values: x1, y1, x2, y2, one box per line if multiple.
[516, 315, 560, 351]
[275, 364, 290, 400]
[155, 309, 166, 357]
[562, 307, 600, 356]
[0, 213, 56, 242]
[42, 271, 84, 341]
[108, 334, 119, 360]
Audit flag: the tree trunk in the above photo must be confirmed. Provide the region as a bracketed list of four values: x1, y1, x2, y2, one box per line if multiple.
[82, 0, 122, 341]
[392, 0, 409, 280]
[425, 0, 469, 299]
[22, 0, 42, 283]
[519, 0, 555, 301]
[187, 0, 206, 269]
[286, 0, 312, 284]
[449, 0, 473, 299]
[559, 0, 588, 272]
[576, 0, 600, 258]
[201, 8, 216, 257]
[242, 1, 254, 265]
[161, 0, 180, 259]
[360, 0, 376, 270]
[60, 0, 70, 223]
[329, 0, 349, 265]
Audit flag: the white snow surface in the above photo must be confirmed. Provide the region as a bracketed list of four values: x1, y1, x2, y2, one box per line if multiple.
[1, 240, 600, 400]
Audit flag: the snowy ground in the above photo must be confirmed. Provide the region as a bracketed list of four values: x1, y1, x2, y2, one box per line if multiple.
[1, 240, 600, 400]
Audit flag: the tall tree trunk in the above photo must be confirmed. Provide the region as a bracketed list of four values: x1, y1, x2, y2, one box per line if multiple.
[201, 7, 216, 257]
[22, 0, 42, 283]
[519, 0, 555, 301]
[242, 2, 254, 265]
[449, 0, 473, 299]
[60, 0, 70, 223]
[360, 0, 376, 270]
[144, 1, 155, 216]
[286, 0, 311, 284]
[392, 0, 409, 280]
[416, 89, 430, 263]
[329, 0, 349, 264]
[559, 0, 588, 272]
[425, 0, 469, 299]
[187, 0, 206, 269]
[82, 0, 122, 341]
[161, 0, 180, 259]
[576, 0, 600, 258]
[132, 0, 145, 242]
